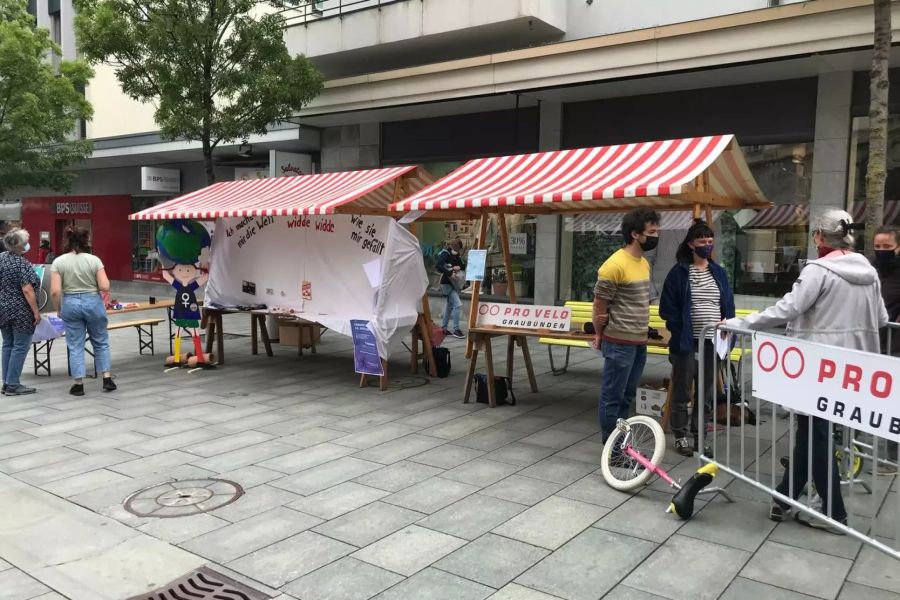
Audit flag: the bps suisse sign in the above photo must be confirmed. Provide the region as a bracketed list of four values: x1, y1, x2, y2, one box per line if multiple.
[752, 333, 900, 441]
[53, 202, 91, 214]
[476, 302, 571, 332]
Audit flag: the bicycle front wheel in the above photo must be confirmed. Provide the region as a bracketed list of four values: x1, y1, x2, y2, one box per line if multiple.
[37, 288, 48, 311]
[601, 415, 666, 491]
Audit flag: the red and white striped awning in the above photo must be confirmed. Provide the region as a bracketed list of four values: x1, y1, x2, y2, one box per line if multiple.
[743, 201, 900, 229]
[389, 135, 768, 213]
[743, 204, 809, 229]
[129, 166, 433, 220]
[566, 210, 722, 234]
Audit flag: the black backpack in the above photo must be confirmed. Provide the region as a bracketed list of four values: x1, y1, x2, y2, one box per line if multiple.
[474, 374, 516, 406]
[424, 347, 451, 378]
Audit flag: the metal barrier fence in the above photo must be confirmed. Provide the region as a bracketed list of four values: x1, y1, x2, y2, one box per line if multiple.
[277, 0, 408, 26]
[697, 322, 900, 561]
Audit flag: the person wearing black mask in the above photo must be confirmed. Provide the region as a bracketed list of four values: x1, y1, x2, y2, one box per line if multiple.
[660, 220, 736, 457]
[873, 224, 899, 474]
[592, 207, 660, 442]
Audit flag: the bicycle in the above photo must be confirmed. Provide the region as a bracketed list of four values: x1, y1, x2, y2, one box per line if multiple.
[37, 286, 49, 311]
[601, 415, 733, 519]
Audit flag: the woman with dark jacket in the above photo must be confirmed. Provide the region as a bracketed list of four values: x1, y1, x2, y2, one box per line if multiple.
[659, 221, 735, 457]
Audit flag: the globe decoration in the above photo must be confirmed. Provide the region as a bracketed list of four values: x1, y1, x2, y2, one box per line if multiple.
[156, 219, 211, 266]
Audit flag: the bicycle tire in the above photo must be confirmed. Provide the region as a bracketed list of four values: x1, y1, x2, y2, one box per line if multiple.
[601, 415, 666, 491]
[37, 288, 49, 311]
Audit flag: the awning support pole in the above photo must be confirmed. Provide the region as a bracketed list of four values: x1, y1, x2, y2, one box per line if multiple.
[465, 212, 490, 359]
[407, 219, 437, 377]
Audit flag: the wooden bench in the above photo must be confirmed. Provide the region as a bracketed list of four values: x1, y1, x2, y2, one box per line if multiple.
[67, 317, 164, 378]
[539, 302, 755, 375]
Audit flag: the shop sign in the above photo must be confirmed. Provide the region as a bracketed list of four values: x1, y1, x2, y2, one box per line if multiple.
[141, 167, 181, 192]
[270, 150, 312, 178]
[509, 233, 528, 255]
[752, 333, 900, 441]
[476, 302, 571, 332]
[53, 201, 91, 214]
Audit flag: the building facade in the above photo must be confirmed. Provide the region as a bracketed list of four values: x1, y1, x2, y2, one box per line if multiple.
[12, 0, 900, 306]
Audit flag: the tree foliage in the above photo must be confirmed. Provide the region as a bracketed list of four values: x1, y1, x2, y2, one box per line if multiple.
[0, 0, 93, 194]
[74, 0, 324, 184]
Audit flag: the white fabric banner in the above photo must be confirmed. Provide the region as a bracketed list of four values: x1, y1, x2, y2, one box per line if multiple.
[752, 333, 900, 441]
[206, 214, 427, 359]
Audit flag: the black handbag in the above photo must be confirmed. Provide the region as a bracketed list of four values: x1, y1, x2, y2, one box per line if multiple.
[474, 374, 516, 405]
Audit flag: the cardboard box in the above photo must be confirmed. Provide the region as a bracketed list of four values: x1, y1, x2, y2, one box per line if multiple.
[636, 385, 667, 418]
[278, 322, 322, 348]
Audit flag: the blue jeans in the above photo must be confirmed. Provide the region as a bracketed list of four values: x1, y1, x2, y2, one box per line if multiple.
[598, 340, 647, 441]
[61, 293, 111, 379]
[441, 283, 461, 330]
[1, 325, 33, 387]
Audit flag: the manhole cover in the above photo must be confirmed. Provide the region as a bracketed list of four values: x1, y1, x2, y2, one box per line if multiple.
[129, 566, 270, 600]
[124, 479, 243, 518]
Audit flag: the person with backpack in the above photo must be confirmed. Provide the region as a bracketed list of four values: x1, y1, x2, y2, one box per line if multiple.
[659, 220, 735, 457]
[436, 239, 465, 338]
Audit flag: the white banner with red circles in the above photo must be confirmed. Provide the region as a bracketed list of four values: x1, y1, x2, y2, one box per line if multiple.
[476, 302, 571, 332]
[752, 333, 900, 441]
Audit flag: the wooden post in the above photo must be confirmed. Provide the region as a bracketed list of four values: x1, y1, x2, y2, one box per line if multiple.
[408, 220, 437, 376]
[465, 212, 490, 359]
[497, 212, 517, 304]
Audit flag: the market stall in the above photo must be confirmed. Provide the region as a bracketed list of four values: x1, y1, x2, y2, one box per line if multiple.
[388, 134, 771, 406]
[129, 166, 437, 388]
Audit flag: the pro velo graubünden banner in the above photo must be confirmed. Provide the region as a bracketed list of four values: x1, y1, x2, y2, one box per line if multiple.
[476, 302, 571, 331]
[752, 333, 900, 441]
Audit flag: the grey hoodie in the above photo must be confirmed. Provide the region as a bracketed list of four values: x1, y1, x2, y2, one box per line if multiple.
[727, 252, 889, 353]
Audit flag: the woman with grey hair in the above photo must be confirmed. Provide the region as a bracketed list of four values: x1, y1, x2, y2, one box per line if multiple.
[726, 208, 888, 533]
[0, 228, 41, 395]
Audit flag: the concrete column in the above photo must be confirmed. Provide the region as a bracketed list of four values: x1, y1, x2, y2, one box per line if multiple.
[809, 71, 853, 257]
[321, 123, 380, 173]
[534, 101, 563, 305]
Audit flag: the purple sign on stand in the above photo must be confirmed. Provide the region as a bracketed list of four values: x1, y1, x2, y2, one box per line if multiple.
[351, 319, 384, 376]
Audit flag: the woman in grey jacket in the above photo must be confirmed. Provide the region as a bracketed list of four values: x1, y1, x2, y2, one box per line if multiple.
[726, 208, 889, 533]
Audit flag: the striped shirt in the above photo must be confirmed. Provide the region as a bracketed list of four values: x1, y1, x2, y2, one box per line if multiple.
[689, 265, 721, 338]
[594, 249, 651, 344]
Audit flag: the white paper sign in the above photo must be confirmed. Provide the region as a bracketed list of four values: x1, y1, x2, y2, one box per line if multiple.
[476, 302, 571, 331]
[752, 333, 900, 441]
[141, 167, 180, 192]
[509, 233, 528, 255]
[466, 249, 487, 282]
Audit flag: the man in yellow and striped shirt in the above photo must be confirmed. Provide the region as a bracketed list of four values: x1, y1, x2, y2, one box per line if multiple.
[592, 208, 660, 441]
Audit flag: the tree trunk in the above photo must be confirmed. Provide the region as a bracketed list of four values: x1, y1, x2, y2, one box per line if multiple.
[202, 137, 215, 185]
[865, 0, 891, 254]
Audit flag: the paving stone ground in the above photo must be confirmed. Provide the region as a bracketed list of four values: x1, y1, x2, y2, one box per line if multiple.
[0, 303, 897, 600]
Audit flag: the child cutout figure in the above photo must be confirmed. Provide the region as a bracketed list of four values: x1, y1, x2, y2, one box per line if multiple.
[155, 219, 215, 370]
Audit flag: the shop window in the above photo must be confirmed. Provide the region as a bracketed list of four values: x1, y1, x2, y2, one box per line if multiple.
[415, 162, 537, 301]
[558, 142, 815, 304]
[848, 116, 900, 229]
[131, 197, 170, 281]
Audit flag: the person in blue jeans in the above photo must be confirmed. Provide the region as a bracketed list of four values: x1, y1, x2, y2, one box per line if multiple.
[0, 228, 42, 395]
[592, 208, 660, 441]
[50, 227, 117, 397]
[436, 239, 465, 338]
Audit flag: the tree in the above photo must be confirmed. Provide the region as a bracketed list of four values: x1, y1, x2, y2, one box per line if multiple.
[0, 0, 93, 194]
[74, 0, 324, 185]
[865, 0, 891, 253]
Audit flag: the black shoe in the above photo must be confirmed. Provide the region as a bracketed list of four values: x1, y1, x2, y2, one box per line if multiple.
[693, 438, 713, 457]
[674, 437, 693, 457]
[441, 327, 451, 336]
[102, 377, 117, 392]
[1, 384, 7, 395]
[4, 384, 36, 396]
[769, 502, 792, 522]
[69, 383, 84, 396]
[452, 329, 465, 339]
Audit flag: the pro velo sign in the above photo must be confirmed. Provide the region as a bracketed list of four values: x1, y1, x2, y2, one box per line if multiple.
[752, 333, 900, 441]
[476, 302, 571, 331]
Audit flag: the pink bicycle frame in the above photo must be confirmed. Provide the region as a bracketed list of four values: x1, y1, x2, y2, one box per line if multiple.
[624, 445, 677, 487]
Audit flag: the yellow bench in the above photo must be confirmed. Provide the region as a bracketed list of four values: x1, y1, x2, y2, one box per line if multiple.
[539, 301, 755, 375]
